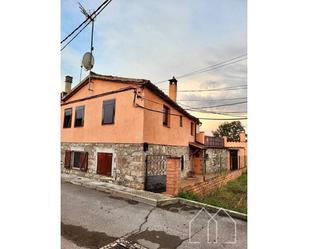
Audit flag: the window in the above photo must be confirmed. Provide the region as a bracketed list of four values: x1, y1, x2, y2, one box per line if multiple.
[73, 151, 82, 168]
[64, 150, 88, 172]
[63, 108, 72, 128]
[180, 116, 183, 127]
[163, 105, 170, 127]
[190, 122, 194, 136]
[102, 99, 116, 124]
[74, 106, 85, 127]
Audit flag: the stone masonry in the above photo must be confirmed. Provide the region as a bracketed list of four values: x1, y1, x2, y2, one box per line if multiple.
[61, 142, 190, 190]
[205, 148, 228, 174]
[145, 144, 189, 178]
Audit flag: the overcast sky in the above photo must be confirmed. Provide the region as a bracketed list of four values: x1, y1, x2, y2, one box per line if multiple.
[61, 0, 247, 135]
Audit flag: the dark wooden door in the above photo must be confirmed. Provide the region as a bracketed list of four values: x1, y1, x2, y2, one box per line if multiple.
[97, 152, 113, 176]
[230, 150, 238, 170]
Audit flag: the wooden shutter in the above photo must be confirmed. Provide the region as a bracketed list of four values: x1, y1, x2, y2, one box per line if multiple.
[64, 151, 72, 169]
[80, 152, 88, 172]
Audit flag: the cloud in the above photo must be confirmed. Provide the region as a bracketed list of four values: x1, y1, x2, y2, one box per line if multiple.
[61, 0, 247, 134]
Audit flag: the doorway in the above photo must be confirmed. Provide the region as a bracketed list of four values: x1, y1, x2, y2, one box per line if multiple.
[145, 155, 167, 193]
[230, 150, 239, 171]
[97, 152, 113, 176]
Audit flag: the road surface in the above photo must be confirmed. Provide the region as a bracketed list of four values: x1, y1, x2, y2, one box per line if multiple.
[61, 181, 247, 248]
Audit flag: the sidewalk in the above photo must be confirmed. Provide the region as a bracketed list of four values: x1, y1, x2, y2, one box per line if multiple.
[61, 173, 177, 207]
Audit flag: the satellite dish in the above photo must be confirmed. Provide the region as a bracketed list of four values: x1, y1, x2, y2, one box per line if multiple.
[82, 52, 94, 71]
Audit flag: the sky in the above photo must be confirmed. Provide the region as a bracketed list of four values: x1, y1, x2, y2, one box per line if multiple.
[61, 0, 247, 135]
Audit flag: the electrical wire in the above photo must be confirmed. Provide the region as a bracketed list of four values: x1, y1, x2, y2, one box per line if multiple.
[136, 104, 247, 120]
[61, 0, 113, 51]
[198, 117, 247, 120]
[135, 95, 247, 119]
[161, 85, 247, 92]
[176, 86, 247, 93]
[183, 101, 247, 109]
[177, 97, 247, 102]
[61, 0, 111, 44]
[155, 54, 247, 84]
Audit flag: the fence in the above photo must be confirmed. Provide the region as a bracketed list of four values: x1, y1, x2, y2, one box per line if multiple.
[205, 136, 224, 148]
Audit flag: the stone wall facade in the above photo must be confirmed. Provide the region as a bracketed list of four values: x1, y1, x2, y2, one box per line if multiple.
[145, 144, 190, 178]
[61, 142, 190, 190]
[205, 148, 228, 174]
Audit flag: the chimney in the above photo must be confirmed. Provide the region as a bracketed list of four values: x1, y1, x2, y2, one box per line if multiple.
[239, 132, 246, 142]
[168, 76, 177, 102]
[64, 75, 73, 94]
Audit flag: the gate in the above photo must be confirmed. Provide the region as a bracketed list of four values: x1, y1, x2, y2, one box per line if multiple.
[145, 155, 167, 193]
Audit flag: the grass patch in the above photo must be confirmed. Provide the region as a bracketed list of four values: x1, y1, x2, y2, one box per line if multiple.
[178, 171, 247, 214]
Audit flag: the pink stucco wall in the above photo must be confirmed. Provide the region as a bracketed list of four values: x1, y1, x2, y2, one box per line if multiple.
[142, 88, 196, 146]
[61, 78, 198, 146]
[61, 79, 144, 143]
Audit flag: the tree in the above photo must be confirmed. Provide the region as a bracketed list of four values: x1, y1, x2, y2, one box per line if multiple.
[212, 121, 246, 142]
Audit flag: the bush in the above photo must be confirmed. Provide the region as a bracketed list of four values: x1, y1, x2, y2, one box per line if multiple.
[177, 191, 200, 202]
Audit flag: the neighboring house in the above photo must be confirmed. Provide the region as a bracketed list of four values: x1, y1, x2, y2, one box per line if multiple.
[224, 132, 247, 170]
[190, 133, 247, 177]
[61, 72, 204, 191]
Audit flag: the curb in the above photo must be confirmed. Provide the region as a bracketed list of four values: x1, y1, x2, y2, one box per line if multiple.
[62, 175, 247, 221]
[177, 198, 247, 221]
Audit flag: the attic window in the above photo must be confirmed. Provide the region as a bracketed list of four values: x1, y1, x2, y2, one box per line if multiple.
[102, 99, 116, 125]
[63, 108, 72, 128]
[74, 106, 85, 127]
[190, 122, 194, 136]
[163, 105, 170, 127]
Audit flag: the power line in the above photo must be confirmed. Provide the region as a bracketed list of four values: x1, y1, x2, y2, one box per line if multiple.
[61, 0, 113, 51]
[61, 0, 111, 44]
[135, 95, 247, 119]
[190, 110, 246, 118]
[184, 101, 247, 109]
[177, 97, 247, 102]
[198, 117, 247, 120]
[177, 58, 247, 80]
[174, 85, 247, 93]
[161, 84, 247, 92]
[155, 54, 247, 84]
[135, 104, 182, 117]
[135, 103, 247, 121]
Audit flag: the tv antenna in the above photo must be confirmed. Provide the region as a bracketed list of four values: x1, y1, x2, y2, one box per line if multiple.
[79, 2, 95, 90]
[79, 2, 95, 57]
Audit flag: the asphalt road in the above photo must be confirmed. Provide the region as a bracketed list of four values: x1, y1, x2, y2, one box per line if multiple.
[61, 182, 247, 249]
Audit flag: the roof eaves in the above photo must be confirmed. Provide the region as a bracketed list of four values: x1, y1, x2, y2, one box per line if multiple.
[61, 71, 149, 102]
[144, 81, 200, 123]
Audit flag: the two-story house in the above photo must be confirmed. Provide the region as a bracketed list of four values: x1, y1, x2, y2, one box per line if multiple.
[61, 71, 205, 191]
